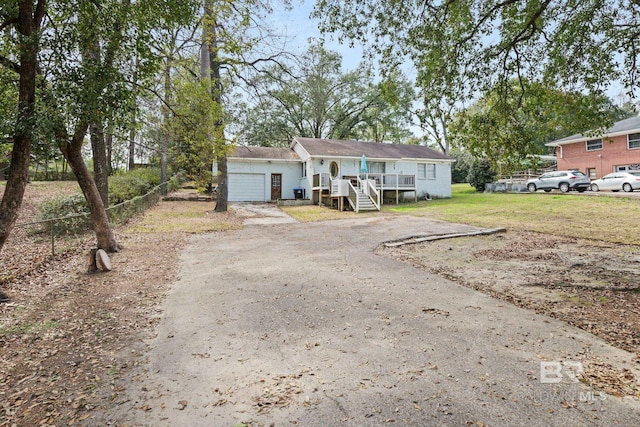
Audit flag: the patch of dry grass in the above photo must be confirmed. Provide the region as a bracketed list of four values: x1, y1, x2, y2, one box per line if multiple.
[389, 183, 640, 245]
[125, 200, 243, 233]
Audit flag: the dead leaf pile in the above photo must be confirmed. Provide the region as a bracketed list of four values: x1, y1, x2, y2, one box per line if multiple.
[582, 358, 640, 398]
[252, 375, 303, 413]
[0, 182, 193, 426]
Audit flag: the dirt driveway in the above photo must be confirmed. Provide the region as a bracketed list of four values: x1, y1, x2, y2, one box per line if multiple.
[99, 214, 640, 426]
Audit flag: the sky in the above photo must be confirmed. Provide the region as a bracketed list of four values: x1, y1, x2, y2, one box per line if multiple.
[268, 0, 366, 71]
[267, 1, 632, 107]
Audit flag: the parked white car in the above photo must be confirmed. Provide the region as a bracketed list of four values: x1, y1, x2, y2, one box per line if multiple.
[590, 171, 640, 192]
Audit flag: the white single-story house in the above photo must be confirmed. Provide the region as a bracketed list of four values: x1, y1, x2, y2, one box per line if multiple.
[216, 137, 454, 211]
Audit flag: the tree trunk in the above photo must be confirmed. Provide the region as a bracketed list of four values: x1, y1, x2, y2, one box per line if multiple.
[128, 125, 135, 171]
[160, 135, 168, 195]
[160, 57, 172, 196]
[206, 3, 228, 212]
[0, 0, 41, 253]
[106, 132, 113, 175]
[441, 114, 450, 156]
[214, 154, 228, 212]
[90, 122, 109, 208]
[61, 123, 119, 252]
[0, 138, 31, 252]
[209, 59, 229, 212]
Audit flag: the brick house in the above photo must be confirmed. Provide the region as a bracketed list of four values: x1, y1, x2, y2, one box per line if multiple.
[546, 115, 640, 179]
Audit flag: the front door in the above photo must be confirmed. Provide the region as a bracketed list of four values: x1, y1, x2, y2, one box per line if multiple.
[271, 173, 282, 200]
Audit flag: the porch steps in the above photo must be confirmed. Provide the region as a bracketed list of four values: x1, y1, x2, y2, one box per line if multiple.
[355, 192, 378, 211]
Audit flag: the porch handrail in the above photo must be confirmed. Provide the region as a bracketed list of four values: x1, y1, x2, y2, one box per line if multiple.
[347, 182, 358, 211]
[357, 176, 380, 210]
[366, 180, 380, 210]
[360, 173, 415, 189]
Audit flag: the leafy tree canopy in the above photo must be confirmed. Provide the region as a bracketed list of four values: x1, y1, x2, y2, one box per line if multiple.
[449, 80, 629, 172]
[166, 76, 222, 190]
[315, 0, 639, 96]
[237, 42, 416, 146]
[314, 0, 640, 158]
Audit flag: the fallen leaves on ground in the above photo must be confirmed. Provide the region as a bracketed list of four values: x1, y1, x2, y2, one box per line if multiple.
[0, 182, 240, 426]
[382, 230, 640, 397]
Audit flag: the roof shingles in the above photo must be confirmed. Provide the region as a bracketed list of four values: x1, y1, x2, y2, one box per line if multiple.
[229, 138, 452, 161]
[230, 146, 300, 160]
[548, 115, 640, 146]
[293, 137, 451, 161]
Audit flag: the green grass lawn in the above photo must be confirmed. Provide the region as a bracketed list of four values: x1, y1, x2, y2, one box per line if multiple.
[386, 183, 640, 245]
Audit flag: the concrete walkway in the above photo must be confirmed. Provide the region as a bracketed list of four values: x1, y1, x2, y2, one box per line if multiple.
[102, 215, 640, 426]
[230, 202, 299, 225]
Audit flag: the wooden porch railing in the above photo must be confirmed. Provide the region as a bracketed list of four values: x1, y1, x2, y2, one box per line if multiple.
[359, 177, 380, 210]
[313, 173, 331, 188]
[314, 172, 415, 190]
[360, 173, 415, 189]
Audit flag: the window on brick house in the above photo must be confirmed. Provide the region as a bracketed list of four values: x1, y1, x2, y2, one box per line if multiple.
[629, 133, 640, 150]
[586, 139, 602, 151]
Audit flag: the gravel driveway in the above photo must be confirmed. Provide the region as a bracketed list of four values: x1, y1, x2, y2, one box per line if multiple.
[102, 213, 640, 426]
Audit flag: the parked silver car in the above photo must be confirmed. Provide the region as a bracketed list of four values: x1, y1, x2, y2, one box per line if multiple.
[526, 170, 591, 193]
[590, 171, 640, 192]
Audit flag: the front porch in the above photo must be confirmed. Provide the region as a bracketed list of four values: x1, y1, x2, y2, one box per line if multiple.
[312, 173, 417, 212]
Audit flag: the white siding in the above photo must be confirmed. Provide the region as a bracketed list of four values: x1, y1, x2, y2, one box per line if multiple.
[228, 173, 266, 202]
[398, 161, 452, 198]
[228, 160, 304, 201]
[227, 154, 453, 201]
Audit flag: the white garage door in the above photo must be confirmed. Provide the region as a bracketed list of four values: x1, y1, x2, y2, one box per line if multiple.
[228, 173, 266, 202]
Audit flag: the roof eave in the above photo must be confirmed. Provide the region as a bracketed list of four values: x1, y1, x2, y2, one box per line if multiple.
[401, 157, 454, 163]
[228, 157, 300, 162]
[306, 154, 398, 161]
[547, 127, 640, 147]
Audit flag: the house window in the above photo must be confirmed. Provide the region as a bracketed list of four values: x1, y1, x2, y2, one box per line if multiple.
[628, 133, 640, 150]
[587, 168, 597, 179]
[367, 161, 386, 174]
[586, 139, 603, 151]
[301, 161, 307, 177]
[426, 164, 436, 180]
[417, 164, 426, 179]
[615, 164, 640, 172]
[329, 161, 339, 178]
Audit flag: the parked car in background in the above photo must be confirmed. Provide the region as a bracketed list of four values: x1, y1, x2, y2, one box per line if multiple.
[526, 170, 591, 193]
[590, 171, 640, 192]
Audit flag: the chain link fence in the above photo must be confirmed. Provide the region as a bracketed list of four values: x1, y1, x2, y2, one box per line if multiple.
[13, 182, 167, 257]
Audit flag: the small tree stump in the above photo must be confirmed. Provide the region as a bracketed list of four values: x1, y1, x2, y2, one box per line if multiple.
[96, 249, 112, 271]
[87, 248, 112, 273]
